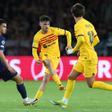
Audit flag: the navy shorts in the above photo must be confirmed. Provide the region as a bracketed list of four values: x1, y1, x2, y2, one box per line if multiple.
[0, 62, 17, 81]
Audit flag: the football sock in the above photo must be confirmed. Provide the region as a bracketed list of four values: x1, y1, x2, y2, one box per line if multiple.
[52, 74, 62, 86]
[17, 84, 27, 99]
[34, 89, 43, 100]
[64, 79, 75, 99]
[92, 81, 112, 90]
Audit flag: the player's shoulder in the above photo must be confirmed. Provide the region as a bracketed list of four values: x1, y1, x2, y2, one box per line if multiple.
[34, 30, 41, 38]
[0, 36, 5, 42]
[50, 26, 59, 31]
[84, 19, 95, 28]
[75, 18, 94, 29]
[50, 27, 61, 34]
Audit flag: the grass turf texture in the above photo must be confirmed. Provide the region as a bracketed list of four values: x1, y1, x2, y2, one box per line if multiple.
[0, 80, 112, 112]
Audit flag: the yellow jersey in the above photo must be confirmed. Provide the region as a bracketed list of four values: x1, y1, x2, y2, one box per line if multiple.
[74, 18, 98, 60]
[32, 27, 71, 60]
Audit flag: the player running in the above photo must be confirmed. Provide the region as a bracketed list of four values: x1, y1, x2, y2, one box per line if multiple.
[50, 3, 112, 108]
[32, 15, 72, 104]
[0, 18, 34, 105]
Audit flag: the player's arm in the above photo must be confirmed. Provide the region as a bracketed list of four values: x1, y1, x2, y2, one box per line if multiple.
[0, 50, 9, 68]
[53, 27, 72, 47]
[73, 25, 85, 52]
[92, 35, 100, 47]
[32, 34, 40, 63]
[0, 50, 15, 72]
[32, 48, 39, 60]
[67, 36, 85, 54]
[91, 25, 100, 47]
[0, 40, 9, 67]
[73, 35, 85, 52]
[66, 25, 84, 54]
[64, 30, 72, 48]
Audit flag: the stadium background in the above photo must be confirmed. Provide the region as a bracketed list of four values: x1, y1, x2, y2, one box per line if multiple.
[0, 0, 112, 112]
[0, 0, 112, 56]
[0, 0, 111, 81]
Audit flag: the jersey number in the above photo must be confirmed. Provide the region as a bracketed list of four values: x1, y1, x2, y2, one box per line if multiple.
[88, 31, 94, 44]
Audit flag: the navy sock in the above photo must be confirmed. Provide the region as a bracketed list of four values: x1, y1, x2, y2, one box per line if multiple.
[17, 84, 27, 99]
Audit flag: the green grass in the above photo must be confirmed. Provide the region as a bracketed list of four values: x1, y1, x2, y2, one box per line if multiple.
[0, 80, 112, 112]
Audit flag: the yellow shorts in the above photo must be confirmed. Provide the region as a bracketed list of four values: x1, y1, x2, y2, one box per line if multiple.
[40, 53, 60, 74]
[73, 59, 98, 78]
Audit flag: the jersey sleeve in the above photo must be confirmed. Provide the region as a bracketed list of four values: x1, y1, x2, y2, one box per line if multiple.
[52, 27, 72, 46]
[92, 26, 100, 47]
[52, 27, 65, 36]
[32, 33, 40, 48]
[32, 33, 40, 61]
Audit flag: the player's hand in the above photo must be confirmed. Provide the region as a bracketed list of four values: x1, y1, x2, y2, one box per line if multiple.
[65, 46, 72, 51]
[36, 60, 41, 64]
[66, 48, 74, 55]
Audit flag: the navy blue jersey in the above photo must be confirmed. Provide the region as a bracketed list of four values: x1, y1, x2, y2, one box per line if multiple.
[0, 36, 5, 69]
[0, 36, 17, 80]
[0, 36, 5, 51]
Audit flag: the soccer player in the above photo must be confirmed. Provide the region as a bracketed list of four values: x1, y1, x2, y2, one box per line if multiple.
[32, 15, 72, 104]
[0, 19, 34, 105]
[50, 3, 112, 108]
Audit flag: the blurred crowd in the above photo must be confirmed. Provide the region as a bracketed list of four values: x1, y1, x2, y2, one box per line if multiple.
[0, 0, 112, 56]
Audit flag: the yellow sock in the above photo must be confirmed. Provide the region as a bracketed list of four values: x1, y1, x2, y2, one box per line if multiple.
[52, 74, 62, 86]
[64, 79, 75, 99]
[34, 89, 43, 100]
[92, 81, 112, 90]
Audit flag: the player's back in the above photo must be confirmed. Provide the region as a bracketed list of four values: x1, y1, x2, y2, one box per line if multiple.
[75, 18, 98, 60]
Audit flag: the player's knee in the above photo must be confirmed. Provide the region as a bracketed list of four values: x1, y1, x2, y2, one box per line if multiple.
[88, 84, 92, 88]
[87, 82, 93, 88]
[68, 70, 80, 80]
[68, 75, 75, 80]
[43, 78, 48, 84]
[13, 75, 23, 84]
[86, 77, 95, 88]
[44, 60, 51, 68]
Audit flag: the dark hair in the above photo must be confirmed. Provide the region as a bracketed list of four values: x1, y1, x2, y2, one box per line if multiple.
[0, 18, 6, 25]
[71, 3, 85, 17]
[39, 15, 51, 22]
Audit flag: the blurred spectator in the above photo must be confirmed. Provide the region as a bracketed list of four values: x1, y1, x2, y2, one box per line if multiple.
[0, 0, 111, 56]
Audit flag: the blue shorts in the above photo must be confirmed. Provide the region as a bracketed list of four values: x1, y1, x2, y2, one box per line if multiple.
[0, 62, 17, 81]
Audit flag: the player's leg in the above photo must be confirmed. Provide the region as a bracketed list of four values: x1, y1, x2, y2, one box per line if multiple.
[50, 61, 82, 108]
[50, 69, 81, 108]
[33, 74, 50, 104]
[85, 62, 112, 90]
[12, 73, 36, 105]
[62, 69, 81, 104]
[62, 61, 83, 103]
[43, 59, 64, 90]
[86, 75, 112, 90]
[0, 65, 34, 105]
[12, 74, 27, 99]
[86, 75, 95, 88]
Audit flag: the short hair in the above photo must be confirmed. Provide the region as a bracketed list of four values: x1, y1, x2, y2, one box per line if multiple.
[71, 3, 85, 17]
[0, 18, 6, 25]
[39, 15, 51, 22]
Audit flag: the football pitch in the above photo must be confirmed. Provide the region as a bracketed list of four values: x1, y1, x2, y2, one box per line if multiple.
[0, 81, 112, 112]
